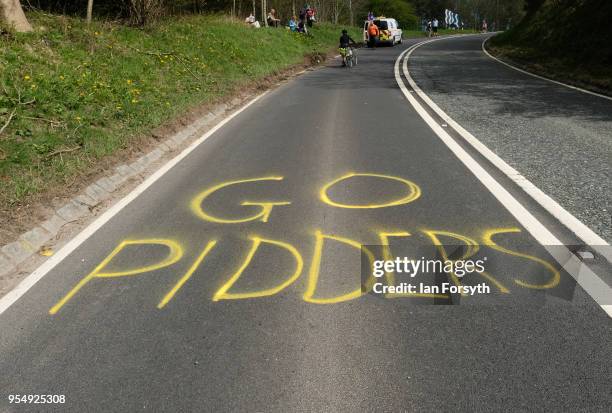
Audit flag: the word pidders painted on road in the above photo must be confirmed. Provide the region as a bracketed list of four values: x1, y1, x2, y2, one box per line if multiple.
[49, 173, 561, 314]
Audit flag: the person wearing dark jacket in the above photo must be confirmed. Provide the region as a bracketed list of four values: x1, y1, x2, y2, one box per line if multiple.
[339, 29, 356, 49]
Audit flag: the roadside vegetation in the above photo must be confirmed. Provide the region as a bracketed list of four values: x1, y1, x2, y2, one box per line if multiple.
[0, 12, 360, 218]
[488, 0, 611, 94]
[0, 0, 522, 238]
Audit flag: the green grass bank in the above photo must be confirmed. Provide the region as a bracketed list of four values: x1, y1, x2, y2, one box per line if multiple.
[0, 13, 360, 221]
[488, 0, 612, 94]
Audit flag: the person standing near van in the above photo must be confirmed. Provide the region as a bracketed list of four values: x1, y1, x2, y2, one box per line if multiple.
[368, 21, 379, 48]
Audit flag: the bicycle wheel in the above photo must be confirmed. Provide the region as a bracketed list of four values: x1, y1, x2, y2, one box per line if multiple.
[347, 55, 353, 68]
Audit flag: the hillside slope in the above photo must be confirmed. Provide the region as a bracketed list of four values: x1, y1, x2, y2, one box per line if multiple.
[488, 0, 612, 94]
[0, 13, 358, 229]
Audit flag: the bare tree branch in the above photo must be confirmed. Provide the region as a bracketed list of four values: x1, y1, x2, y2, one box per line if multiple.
[44, 145, 81, 159]
[0, 107, 16, 136]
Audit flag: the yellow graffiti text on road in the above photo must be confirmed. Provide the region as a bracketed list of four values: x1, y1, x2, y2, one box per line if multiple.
[49, 239, 183, 314]
[158, 240, 217, 309]
[379, 231, 449, 299]
[483, 228, 560, 289]
[423, 229, 510, 294]
[320, 172, 421, 209]
[191, 176, 291, 224]
[303, 230, 376, 304]
[213, 236, 303, 301]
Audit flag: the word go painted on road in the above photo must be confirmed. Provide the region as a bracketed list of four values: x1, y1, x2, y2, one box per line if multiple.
[49, 173, 559, 314]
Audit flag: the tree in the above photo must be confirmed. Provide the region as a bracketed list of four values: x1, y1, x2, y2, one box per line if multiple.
[368, 0, 417, 28]
[86, 0, 94, 24]
[0, 0, 32, 32]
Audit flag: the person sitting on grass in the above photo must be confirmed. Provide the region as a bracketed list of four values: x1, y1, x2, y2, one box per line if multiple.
[267, 9, 281, 27]
[288, 15, 297, 31]
[297, 18, 306, 33]
[245, 13, 261, 28]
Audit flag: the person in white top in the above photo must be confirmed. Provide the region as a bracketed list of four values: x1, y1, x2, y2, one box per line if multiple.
[245, 13, 261, 28]
[432, 18, 439, 36]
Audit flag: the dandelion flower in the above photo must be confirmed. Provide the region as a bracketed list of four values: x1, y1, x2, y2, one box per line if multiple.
[24, 75, 31, 80]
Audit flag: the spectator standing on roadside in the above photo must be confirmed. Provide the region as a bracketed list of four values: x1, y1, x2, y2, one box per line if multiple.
[299, 4, 308, 31]
[367, 20, 379, 48]
[306, 6, 315, 27]
[432, 18, 439, 36]
[482, 19, 488, 33]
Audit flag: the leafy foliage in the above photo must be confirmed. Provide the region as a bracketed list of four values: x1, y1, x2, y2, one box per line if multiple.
[492, 0, 612, 66]
[367, 0, 417, 28]
[489, 0, 611, 93]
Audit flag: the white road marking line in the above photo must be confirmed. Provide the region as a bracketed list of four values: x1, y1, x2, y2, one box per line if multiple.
[405, 36, 611, 264]
[482, 36, 612, 102]
[0, 91, 269, 316]
[395, 40, 612, 317]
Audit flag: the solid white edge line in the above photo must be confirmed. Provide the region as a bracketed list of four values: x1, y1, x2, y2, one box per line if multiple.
[405, 36, 612, 265]
[0, 91, 269, 315]
[395, 40, 612, 316]
[482, 36, 612, 102]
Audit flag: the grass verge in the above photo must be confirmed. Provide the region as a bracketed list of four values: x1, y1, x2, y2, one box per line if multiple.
[486, 41, 612, 95]
[487, 0, 612, 95]
[0, 13, 359, 231]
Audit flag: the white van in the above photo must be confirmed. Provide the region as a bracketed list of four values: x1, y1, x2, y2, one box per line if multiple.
[363, 17, 403, 46]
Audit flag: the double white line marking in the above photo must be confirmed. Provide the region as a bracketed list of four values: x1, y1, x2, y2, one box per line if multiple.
[394, 37, 612, 317]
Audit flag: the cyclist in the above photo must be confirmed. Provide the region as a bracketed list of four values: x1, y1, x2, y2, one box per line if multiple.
[339, 29, 357, 66]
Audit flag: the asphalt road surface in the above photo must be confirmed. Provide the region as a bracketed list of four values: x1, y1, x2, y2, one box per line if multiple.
[1, 35, 611, 412]
[409, 35, 612, 242]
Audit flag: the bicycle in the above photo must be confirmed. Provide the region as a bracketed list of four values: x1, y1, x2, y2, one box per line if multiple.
[340, 47, 357, 68]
